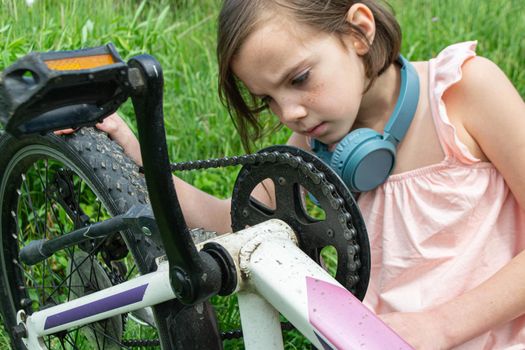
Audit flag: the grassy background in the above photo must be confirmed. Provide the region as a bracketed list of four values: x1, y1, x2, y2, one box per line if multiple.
[0, 0, 524, 348]
[1, 0, 524, 196]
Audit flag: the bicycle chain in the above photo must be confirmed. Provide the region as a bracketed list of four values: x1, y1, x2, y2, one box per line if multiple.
[122, 338, 160, 347]
[169, 146, 370, 298]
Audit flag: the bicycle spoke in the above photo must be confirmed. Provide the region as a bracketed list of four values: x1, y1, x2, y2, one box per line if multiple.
[61, 332, 81, 350]
[22, 171, 44, 238]
[84, 323, 128, 350]
[44, 159, 48, 239]
[125, 264, 137, 281]
[33, 159, 68, 237]
[73, 327, 80, 349]
[44, 246, 98, 300]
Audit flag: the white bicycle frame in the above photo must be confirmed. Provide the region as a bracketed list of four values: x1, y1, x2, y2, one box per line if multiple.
[17, 219, 413, 350]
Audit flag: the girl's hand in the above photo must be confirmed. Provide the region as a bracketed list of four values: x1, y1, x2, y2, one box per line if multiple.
[55, 113, 143, 166]
[379, 311, 450, 350]
[94, 113, 143, 166]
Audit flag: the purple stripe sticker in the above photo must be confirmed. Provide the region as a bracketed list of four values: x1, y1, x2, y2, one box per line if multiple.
[44, 284, 148, 330]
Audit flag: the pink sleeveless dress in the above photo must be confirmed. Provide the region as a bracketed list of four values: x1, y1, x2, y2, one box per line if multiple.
[359, 41, 525, 349]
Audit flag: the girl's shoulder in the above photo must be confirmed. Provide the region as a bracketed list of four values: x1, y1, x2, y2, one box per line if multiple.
[440, 46, 507, 112]
[431, 41, 506, 107]
[437, 42, 513, 163]
[432, 41, 505, 115]
[440, 42, 525, 209]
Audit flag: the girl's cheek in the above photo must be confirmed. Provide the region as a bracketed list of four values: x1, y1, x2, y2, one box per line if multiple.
[268, 103, 280, 118]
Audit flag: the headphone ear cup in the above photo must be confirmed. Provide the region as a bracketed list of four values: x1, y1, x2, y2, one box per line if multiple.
[331, 129, 396, 192]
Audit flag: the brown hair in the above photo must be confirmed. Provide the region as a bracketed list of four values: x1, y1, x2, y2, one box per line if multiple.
[217, 0, 401, 151]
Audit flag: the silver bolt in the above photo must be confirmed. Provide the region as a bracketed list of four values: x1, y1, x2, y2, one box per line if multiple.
[142, 226, 152, 236]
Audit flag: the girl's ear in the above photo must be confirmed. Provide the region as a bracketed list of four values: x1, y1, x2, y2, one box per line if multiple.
[345, 3, 376, 55]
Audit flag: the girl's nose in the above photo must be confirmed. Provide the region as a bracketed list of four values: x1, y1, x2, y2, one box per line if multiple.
[279, 101, 307, 124]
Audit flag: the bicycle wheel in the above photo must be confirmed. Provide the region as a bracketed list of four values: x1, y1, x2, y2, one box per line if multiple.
[0, 128, 222, 349]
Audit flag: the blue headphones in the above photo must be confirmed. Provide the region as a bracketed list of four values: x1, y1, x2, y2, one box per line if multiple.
[311, 55, 419, 192]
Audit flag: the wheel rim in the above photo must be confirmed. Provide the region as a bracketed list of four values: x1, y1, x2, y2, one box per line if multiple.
[0, 144, 156, 349]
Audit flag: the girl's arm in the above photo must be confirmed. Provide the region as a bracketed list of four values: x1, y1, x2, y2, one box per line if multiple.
[92, 117, 311, 234]
[381, 56, 525, 349]
[439, 56, 525, 346]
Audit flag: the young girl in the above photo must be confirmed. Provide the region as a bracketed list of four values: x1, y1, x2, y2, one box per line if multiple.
[64, 0, 525, 348]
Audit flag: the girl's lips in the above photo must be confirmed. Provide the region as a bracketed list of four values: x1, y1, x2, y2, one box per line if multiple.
[306, 122, 327, 138]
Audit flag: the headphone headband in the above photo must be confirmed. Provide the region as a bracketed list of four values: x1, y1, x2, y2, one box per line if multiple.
[383, 55, 420, 146]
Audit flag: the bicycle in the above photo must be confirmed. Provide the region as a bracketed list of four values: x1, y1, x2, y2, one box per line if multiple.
[0, 44, 413, 349]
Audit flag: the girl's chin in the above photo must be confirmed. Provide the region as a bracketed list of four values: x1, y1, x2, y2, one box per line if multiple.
[318, 133, 346, 147]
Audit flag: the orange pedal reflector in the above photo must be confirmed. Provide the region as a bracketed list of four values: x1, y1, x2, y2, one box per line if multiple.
[44, 54, 115, 71]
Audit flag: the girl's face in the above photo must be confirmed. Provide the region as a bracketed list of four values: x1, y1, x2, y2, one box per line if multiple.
[232, 16, 368, 145]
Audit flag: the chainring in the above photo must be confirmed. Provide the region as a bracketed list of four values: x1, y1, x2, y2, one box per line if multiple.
[231, 145, 370, 300]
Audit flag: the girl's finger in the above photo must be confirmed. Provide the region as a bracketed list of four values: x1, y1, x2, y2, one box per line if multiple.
[54, 128, 77, 135]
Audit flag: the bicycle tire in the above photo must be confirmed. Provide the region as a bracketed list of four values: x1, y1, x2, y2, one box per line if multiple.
[0, 128, 222, 349]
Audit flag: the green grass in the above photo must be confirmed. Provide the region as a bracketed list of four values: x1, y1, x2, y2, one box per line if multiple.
[394, 0, 525, 94]
[0, 0, 524, 348]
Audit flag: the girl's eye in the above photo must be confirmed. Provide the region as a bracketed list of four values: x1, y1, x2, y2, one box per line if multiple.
[291, 70, 310, 86]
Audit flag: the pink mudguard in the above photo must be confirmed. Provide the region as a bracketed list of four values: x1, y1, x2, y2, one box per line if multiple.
[306, 277, 414, 350]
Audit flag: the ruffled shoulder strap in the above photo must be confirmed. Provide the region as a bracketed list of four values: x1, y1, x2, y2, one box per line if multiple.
[428, 41, 479, 163]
